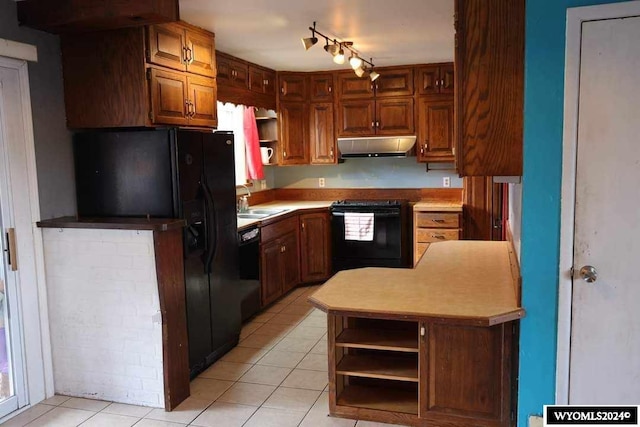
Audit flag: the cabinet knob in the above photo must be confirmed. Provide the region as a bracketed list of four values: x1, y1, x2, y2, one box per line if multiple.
[435, 79, 440, 87]
[420, 326, 426, 337]
[330, 148, 334, 158]
[420, 148, 424, 155]
[301, 222, 305, 231]
[452, 146, 456, 156]
[424, 143, 428, 150]
[432, 235, 446, 240]
[441, 79, 445, 87]
[371, 121, 375, 128]
[283, 151, 287, 158]
[281, 86, 285, 94]
[376, 121, 380, 128]
[328, 86, 332, 93]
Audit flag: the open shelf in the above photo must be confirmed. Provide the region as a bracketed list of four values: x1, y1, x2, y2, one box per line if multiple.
[259, 139, 277, 143]
[336, 329, 418, 353]
[336, 354, 418, 382]
[337, 384, 418, 415]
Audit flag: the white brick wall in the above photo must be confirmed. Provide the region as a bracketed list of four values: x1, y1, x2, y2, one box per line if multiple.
[42, 228, 165, 408]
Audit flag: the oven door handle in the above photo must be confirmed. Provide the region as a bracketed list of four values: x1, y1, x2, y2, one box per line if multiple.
[331, 211, 400, 218]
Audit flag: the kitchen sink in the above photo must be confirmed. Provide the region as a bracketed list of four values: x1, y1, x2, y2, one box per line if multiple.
[237, 208, 287, 219]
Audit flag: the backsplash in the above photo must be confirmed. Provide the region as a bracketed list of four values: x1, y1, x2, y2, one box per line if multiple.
[271, 157, 463, 189]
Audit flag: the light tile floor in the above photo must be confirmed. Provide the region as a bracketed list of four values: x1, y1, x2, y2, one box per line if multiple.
[2, 285, 406, 427]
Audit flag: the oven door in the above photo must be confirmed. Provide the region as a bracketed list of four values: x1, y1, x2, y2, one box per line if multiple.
[331, 208, 403, 270]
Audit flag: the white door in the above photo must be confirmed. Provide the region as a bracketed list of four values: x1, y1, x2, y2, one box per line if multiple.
[569, 16, 640, 402]
[0, 64, 28, 417]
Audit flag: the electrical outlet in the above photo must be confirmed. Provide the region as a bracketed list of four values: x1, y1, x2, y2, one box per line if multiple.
[260, 180, 267, 190]
[319, 177, 325, 188]
[443, 177, 451, 188]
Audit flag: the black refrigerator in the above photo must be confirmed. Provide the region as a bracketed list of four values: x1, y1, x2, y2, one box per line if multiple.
[74, 128, 241, 377]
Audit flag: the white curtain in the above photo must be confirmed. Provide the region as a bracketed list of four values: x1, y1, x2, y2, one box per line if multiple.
[216, 101, 247, 186]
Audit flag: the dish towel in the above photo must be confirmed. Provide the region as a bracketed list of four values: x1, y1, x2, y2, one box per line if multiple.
[344, 213, 375, 241]
[243, 106, 264, 180]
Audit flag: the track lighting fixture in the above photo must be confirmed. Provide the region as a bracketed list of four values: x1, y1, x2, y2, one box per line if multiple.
[303, 22, 379, 79]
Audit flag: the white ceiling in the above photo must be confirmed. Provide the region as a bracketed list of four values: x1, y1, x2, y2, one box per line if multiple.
[179, 0, 454, 72]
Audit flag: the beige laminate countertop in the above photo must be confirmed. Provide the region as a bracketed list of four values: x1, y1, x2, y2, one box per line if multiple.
[413, 201, 463, 212]
[237, 200, 333, 230]
[308, 240, 524, 326]
[237, 199, 463, 229]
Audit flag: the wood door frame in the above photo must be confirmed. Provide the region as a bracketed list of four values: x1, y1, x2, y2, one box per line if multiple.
[0, 51, 52, 419]
[558, 0, 640, 405]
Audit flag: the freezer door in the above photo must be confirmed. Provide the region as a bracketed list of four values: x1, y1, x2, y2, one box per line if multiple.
[202, 132, 242, 351]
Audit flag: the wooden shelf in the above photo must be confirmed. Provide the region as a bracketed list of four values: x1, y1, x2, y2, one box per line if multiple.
[336, 354, 418, 383]
[337, 384, 418, 415]
[259, 139, 277, 143]
[256, 116, 277, 120]
[336, 329, 418, 353]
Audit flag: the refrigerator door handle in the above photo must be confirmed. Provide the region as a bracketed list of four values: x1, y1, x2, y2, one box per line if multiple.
[201, 178, 217, 273]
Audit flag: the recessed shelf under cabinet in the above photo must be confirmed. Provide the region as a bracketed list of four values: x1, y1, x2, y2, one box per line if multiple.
[336, 329, 418, 353]
[336, 354, 418, 383]
[337, 384, 418, 415]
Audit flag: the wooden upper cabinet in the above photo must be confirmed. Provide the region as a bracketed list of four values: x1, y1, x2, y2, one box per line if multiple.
[147, 23, 215, 77]
[279, 73, 308, 101]
[417, 97, 454, 162]
[338, 100, 376, 137]
[61, 22, 216, 130]
[376, 97, 414, 136]
[185, 30, 216, 77]
[249, 66, 276, 95]
[310, 103, 336, 164]
[149, 68, 188, 126]
[16, 0, 179, 33]
[337, 72, 374, 99]
[455, 0, 524, 176]
[310, 73, 334, 102]
[216, 53, 248, 89]
[147, 23, 186, 71]
[417, 63, 454, 95]
[374, 67, 414, 97]
[300, 212, 331, 283]
[279, 102, 309, 165]
[187, 75, 217, 127]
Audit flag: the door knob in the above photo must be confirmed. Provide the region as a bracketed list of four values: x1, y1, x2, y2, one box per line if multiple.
[579, 265, 598, 283]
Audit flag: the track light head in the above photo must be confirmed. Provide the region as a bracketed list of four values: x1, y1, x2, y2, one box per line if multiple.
[324, 41, 339, 56]
[369, 70, 380, 81]
[349, 53, 363, 70]
[302, 35, 318, 50]
[354, 66, 366, 77]
[333, 45, 345, 64]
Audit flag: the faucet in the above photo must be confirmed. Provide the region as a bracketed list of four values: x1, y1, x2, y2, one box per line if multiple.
[238, 184, 251, 213]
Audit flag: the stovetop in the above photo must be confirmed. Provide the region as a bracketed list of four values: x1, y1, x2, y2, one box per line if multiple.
[331, 199, 405, 208]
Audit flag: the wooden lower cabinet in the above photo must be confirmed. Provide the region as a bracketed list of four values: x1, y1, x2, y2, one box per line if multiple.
[328, 315, 516, 427]
[260, 216, 300, 306]
[299, 212, 331, 283]
[413, 209, 462, 266]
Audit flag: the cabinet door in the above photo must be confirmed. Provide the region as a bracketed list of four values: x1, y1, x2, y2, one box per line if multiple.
[249, 66, 266, 93]
[337, 72, 374, 99]
[310, 103, 336, 164]
[417, 65, 441, 95]
[149, 68, 188, 126]
[147, 23, 186, 72]
[417, 97, 454, 162]
[300, 212, 331, 283]
[215, 53, 232, 85]
[261, 239, 283, 306]
[439, 63, 455, 94]
[338, 100, 376, 136]
[231, 61, 249, 89]
[455, 0, 524, 176]
[279, 102, 309, 165]
[280, 231, 300, 293]
[279, 74, 308, 101]
[186, 30, 215, 78]
[310, 73, 334, 102]
[263, 69, 277, 95]
[374, 67, 414, 97]
[187, 75, 217, 127]
[376, 97, 414, 136]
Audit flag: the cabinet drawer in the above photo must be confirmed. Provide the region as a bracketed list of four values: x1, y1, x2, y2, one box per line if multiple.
[415, 213, 459, 228]
[261, 215, 298, 243]
[416, 228, 460, 243]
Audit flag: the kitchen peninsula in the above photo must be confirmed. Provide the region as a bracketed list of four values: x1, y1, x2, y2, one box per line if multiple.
[309, 240, 523, 427]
